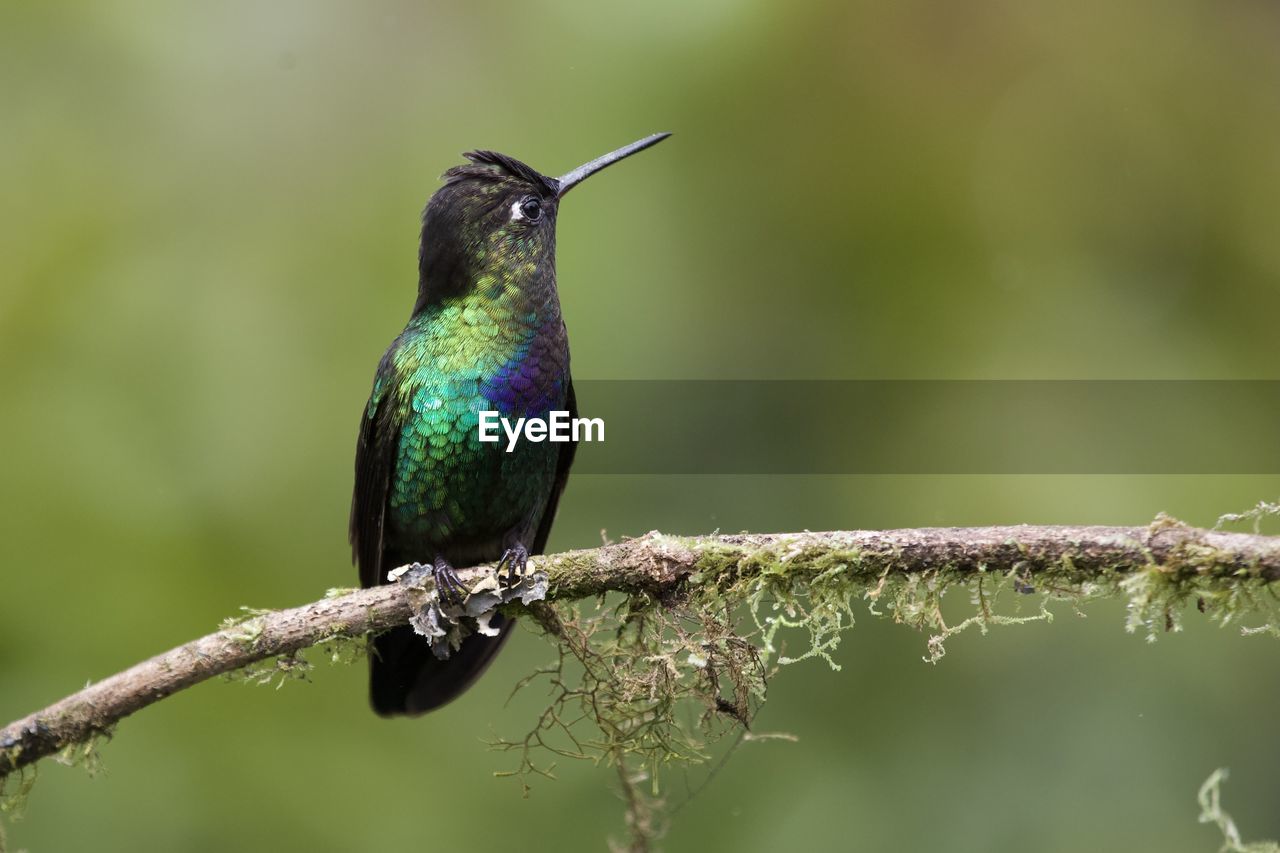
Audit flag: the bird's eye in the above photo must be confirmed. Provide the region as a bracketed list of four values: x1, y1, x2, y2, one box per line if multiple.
[517, 196, 543, 222]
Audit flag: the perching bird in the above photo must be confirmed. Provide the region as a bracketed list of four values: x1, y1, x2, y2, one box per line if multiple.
[349, 133, 671, 716]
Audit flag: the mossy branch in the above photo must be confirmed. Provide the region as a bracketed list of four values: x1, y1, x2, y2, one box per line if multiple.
[4, 519, 1280, 784]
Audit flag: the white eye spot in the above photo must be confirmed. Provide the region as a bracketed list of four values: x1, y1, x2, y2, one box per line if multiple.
[511, 195, 544, 222]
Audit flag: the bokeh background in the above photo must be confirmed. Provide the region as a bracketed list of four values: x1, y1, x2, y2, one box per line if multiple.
[4, 1, 1280, 850]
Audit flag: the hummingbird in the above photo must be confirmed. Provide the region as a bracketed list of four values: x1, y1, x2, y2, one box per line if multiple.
[349, 133, 671, 716]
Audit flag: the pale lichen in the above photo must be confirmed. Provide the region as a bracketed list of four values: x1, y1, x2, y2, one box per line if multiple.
[1198, 768, 1280, 853]
[1216, 499, 1280, 535]
[407, 567, 548, 659]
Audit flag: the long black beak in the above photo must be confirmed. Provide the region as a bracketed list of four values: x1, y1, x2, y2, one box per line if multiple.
[555, 133, 671, 198]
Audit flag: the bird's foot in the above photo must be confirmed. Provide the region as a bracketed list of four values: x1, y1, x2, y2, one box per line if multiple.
[432, 556, 469, 609]
[495, 544, 529, 589]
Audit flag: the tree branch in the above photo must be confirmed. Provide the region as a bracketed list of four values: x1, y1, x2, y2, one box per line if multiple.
[4, 521, 1280, 781]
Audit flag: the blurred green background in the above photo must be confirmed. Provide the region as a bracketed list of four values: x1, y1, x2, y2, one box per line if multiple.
[4, 0, 1280, 850]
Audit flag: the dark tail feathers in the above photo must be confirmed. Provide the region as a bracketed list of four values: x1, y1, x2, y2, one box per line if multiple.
[370, 616, 514, 717]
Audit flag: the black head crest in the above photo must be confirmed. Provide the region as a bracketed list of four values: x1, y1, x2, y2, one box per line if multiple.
[445, 150, 559, 197]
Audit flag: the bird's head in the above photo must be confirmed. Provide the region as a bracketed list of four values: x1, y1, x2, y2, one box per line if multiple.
[414, 133, 670, 311]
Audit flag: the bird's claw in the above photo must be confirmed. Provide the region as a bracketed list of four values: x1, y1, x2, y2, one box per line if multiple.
[432, 558, 469, 609]
[495, 544, 529, 589]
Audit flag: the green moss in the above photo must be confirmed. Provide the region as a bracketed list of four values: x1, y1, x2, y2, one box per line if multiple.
[1, 724, 111, 827]
[220, 632, 369, 689]
[0, 766, 36, 822]
[54, 730, 108, 777]
[503, 517, 1280, 827]
[217, 604, 370, 688]
[8, 515, 1280, 847]
[219, 606, 275, 648]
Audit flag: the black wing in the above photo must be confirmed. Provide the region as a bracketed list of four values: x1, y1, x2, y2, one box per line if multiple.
[349, 349, 399, 589]
[530, 376, 578, 554]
